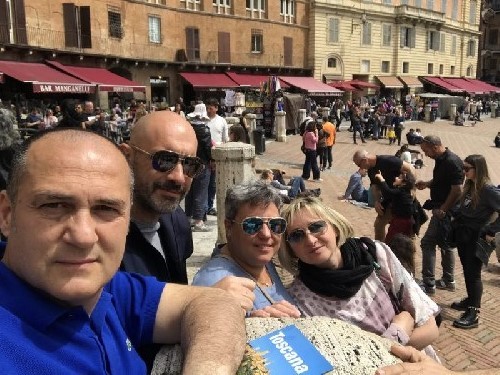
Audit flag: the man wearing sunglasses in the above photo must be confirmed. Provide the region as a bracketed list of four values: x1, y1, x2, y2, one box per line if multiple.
[193, 182, 301, 318]
[120, 111, 206, 369]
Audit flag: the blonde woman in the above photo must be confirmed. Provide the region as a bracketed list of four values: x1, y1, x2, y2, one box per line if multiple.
[279, 197, 440, 356]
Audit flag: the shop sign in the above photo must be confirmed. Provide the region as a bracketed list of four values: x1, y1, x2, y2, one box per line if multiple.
[33, 84, 95, 94]
[150, 78, 168, 85]
[246, 101, 263, 108]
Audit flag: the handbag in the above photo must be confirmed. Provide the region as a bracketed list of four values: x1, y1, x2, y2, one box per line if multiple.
[300, 142, 306, 154]
[475, 237, 496, 266]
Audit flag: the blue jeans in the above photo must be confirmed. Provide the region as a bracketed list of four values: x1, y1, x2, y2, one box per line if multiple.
[185, 166, 210, 221]
[288, 177, 306, 198]
[421, 213, 456, 286]
[302, 149, 320, 180]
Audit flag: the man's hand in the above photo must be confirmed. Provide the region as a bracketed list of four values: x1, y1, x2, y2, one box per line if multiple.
[250, 300, 301, 318]
[213, 276, 256, 312]
[375, 344, 454, 375]
[375, 201, 385, 216]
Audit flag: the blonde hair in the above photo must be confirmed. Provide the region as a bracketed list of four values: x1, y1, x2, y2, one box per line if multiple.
[279, 197, 354, 275]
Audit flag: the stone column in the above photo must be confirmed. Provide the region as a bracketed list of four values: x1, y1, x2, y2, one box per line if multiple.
[450, 103, 457, 120]
[275, 111, 287, 142]
[424, 104, 431, 122]
[298, 109, 307, 134]
[212, 143, 256, 244]
[491, 102, 498, 118]
[246, 113, 257, 145]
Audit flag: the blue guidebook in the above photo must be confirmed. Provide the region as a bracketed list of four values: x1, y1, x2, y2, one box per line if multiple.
[249, 325, 334, 374]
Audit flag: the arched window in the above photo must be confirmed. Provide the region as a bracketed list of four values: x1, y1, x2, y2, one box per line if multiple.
[327, 58, 337, 68]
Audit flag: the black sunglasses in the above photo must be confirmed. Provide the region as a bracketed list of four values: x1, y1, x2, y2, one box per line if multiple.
[286, 220, 328, 244]
[231, 217, 287, 235]
[463, 166, 475, 172]
[130, 144, 205, 178]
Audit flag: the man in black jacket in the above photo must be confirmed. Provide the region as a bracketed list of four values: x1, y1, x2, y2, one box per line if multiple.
[119, 111, 202, 370]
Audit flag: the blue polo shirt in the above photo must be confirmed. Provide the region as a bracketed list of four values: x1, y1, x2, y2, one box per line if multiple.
[0, 264, 165, 374]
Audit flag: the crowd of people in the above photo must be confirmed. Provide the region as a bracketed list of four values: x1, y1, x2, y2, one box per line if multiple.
[0, 95, 499, 374]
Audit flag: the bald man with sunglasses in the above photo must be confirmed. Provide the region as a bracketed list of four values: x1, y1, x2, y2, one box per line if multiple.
[192, 181, 301, 318]
[120, 111, 206, 370]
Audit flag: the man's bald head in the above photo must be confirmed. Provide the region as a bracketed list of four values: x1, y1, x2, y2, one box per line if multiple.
[7, 129, 132, 203]
[130, 111, 197, 148]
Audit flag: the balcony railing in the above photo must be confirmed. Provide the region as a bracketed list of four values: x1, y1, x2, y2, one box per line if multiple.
[395, 5, 445, 25]
[1, 26, 305, 69]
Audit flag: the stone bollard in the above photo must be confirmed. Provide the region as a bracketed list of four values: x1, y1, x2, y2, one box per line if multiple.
[424, 104, 431, 122]
[320, 106, 329, 119]
[298, 108, 307, 134]
[450, 103, 457, 120]
[212, 143, 256, 244]
[275, 111, 287, 142]
[396, 105, 403, 117]
[470, 103, 477, 115]
[492, 102, 498, 118]
[246, 113, 257, 145]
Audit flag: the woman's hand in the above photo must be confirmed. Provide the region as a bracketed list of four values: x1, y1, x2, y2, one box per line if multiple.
[374, 170, 384, 182]
[391, 311, 415, 338]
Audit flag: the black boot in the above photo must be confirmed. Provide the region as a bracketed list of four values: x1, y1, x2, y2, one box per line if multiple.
[450, 297, 469, 311]
[453, 307, 479, 329]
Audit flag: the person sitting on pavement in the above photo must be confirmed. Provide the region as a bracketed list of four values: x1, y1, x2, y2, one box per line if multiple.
[192, 181, 301, 318]
[279, 197, 440, 358]
[406, 128, 424, 145]
[260, 170, 320, 203]
[338, 167, 369, 204]
[0, 128, 246, 374]
[495, 131, 500, 148]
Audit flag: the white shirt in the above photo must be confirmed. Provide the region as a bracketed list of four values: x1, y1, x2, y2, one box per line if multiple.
[207, 115, 228, 145]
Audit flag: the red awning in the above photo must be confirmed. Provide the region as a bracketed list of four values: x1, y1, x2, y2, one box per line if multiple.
[0, 60, 95, 93]
[442, 78, 485, 95]
[279, 76, 342, 96]
[179, 72, 238, 89]
[46, 60, 145, 93]
[420, 77, 464, 93]
[225, 72, 289, 89]
[464, 79, 500, 94]
[348, 79, 379, 89]
[328, 81, 357, 92]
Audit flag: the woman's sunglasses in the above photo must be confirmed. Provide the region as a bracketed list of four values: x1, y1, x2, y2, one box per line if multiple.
[130, 145, 205, 178]
[286, 220, 328, 244]
[231, 217, 287, 235]
[463, 166, 475, 172]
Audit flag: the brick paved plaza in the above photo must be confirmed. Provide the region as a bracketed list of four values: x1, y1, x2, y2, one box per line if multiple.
[255, 115, 500, 372]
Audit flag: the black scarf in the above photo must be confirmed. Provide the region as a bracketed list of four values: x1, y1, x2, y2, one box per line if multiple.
[298, 237, 378, 299]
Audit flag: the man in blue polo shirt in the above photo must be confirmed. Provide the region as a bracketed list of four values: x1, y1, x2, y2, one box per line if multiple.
[0, 129, 245, 374]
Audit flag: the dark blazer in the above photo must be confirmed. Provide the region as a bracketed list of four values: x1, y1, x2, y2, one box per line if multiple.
[120, 206, 193, 284]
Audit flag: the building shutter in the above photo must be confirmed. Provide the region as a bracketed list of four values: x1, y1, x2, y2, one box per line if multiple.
[63, 3, 78, 48]
[410, 28, 416, 48]
[284, 36, 293, 66]
[80, 6, 92, 48]
[12, 0, 27, 44]
[400, 27, 405, 47]
[218, 31, 230, 63]
[328, 18, 339, 43]
[186, 27, 200, 61]
[440, 32, 446, 52]
[0, 0, 9, 43]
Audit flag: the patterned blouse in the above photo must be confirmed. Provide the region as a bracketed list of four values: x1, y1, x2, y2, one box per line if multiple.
[289, 241, 439, 353]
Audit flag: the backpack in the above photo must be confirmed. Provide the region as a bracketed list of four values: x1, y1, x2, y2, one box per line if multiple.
[191, 122, 212, 163]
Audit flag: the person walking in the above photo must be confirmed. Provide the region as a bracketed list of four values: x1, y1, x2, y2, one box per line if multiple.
[417, 135, 464, 295]
[301, 121, 322, 182]
[450, 155, 500, 329]
[351, 106, 366, 145]
[322, 116, 336, 169]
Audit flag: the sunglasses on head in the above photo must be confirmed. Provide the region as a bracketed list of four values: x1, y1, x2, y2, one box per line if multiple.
[130, 144, 205, 178]
[286, 220, 328, 244]
[231, 216, 287, 235]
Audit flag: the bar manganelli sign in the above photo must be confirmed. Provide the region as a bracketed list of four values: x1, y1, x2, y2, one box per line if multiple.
[33, 84, 96, 94]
